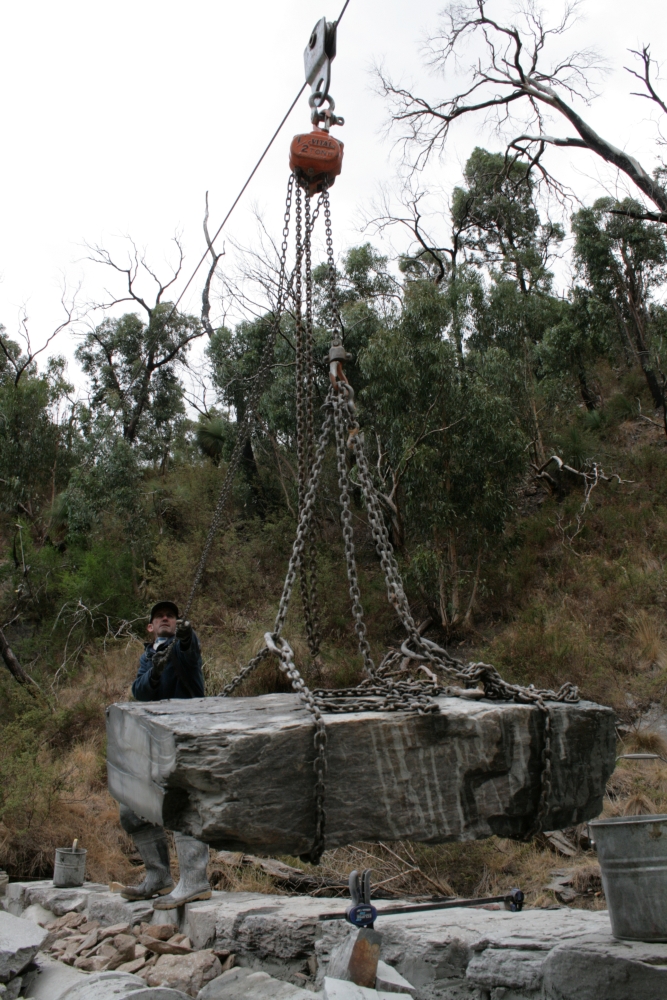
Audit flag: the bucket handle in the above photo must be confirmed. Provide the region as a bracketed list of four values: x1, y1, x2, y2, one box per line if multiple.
[72, 838, 78, 852]
[616, 752, 667, 765]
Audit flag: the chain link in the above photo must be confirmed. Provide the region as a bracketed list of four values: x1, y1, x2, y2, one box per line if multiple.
[211, 174, 575, 856]
[294, 182, 321, 657]
[332, 393, 375, 675]
[323, 187, 343, 345]
[304, 190, 322, 655]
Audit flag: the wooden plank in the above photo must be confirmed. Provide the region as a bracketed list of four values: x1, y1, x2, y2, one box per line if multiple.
[105, 694, 616, 855]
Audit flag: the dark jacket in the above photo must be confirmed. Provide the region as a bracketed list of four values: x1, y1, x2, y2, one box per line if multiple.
[132, 632, 205, 701]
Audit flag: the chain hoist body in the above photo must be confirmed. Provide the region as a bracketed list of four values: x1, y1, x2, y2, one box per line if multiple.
[289, 128, 344, 196]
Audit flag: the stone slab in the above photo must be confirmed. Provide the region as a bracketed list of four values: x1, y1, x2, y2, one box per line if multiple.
[543, 933, 667, 1000]
[0, 910, 48, 983]
[4, 883, 108, 919]
[318, 904, 614, 999]
[86, 893, 155, 927]
[105, 693, 616, 854]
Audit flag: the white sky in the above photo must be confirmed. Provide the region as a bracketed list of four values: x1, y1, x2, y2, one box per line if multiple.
[1, 0, 667, 389]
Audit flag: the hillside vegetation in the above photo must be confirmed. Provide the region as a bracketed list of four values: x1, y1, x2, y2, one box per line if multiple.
[3, 67, 667, 905]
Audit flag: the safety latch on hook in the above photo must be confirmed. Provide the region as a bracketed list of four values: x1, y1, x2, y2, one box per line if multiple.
[304, 16, 337, 107]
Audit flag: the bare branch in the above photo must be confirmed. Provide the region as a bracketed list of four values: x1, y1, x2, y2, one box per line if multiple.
[379, 1, 667, 218]
[0, 282, 85, 385]
[202, 192, 226, 338]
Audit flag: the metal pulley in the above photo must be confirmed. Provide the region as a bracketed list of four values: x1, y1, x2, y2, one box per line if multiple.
[291, 14, 345, 195]
[304, 16, 337, 107]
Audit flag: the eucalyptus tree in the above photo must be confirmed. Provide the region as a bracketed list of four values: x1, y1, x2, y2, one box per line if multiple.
[359, 277, 526, 632]
[572, 197, 667, 415]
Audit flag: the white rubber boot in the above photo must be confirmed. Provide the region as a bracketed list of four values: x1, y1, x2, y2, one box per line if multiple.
[152, 832, 211, 909]
[121, 826, 174, 901]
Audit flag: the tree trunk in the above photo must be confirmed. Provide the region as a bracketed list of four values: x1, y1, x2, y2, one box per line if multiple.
[577, 367, 599, 411]
[0, 627, 39, 697]
[241, 437, 266, 518]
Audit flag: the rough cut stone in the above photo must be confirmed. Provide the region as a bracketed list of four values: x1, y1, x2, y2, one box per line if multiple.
[1, 975, 22, 1000]
[86, 892, 154, 927]
[0, 911, 48, 983]
[106, 693, 616, 854]
[375, 960, 415, 995]
[317, 903, 614, 999]
[145, 950, 223, 997]
[543, 934, 667, 1000]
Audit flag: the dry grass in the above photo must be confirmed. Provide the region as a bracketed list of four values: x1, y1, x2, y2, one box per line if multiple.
[4, 406, 667, 910]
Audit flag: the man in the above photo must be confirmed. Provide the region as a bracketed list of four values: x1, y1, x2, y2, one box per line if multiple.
[119, 600, 212, 909]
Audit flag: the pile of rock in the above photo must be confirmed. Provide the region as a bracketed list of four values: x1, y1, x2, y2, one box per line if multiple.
[43, 914, 227, 997]
[4, 878, 667, 999]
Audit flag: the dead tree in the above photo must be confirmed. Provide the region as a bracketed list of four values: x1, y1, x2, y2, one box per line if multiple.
[0, 284, 84, 385]
[378, 1, 667, 222]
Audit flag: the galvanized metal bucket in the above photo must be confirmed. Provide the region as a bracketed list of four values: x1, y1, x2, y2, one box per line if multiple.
[590, 813, 667, 941]
[53, 838, 87, 888]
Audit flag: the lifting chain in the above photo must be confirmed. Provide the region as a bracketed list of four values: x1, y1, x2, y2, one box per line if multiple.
[294, 183, 321, 657]
[210, 177, 577, 861]
[304, 191, 322, 654]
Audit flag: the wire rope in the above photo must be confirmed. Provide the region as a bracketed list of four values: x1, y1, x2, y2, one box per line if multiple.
[167, 0, 353, 320]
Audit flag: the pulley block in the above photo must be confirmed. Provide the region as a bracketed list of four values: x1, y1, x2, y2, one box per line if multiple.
[289, 128, 344, 196]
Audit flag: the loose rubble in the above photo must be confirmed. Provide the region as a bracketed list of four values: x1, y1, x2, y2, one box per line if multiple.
[2, 879, 667, 998]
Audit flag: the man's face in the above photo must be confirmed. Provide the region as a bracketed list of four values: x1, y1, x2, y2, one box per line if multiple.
[147, 609, 177, 638]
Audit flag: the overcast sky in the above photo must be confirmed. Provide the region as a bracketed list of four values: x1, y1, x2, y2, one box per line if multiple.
[1, 0, 667, 387]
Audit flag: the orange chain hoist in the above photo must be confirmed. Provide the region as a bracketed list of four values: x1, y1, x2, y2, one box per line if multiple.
[289, 15, 344, 195]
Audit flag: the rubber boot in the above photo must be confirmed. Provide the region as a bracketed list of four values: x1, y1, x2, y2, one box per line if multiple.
[121, 826, 174, 901]
[153, 832, 212, 909]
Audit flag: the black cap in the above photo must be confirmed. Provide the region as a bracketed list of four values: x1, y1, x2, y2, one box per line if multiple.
[149, 601, 180, 622]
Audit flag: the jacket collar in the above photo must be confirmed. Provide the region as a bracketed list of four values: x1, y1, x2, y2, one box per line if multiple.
[143, 634, 176, 652]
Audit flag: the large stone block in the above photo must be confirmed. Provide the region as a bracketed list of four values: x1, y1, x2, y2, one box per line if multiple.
[106, 693, 615, 855]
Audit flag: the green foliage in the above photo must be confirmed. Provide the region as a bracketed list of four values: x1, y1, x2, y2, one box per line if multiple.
[0, 712, 61, 831]
[360, 278, 526, 630]
[452, 147, 564, 295]
[195, 414, 236, 466]
[0, 357, 75, 518]
[75, 306, 197, 455]
[572, 198, 667, 408]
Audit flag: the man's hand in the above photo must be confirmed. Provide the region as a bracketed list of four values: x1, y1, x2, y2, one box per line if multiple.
[150, 647, 171, 686]
[176, 619, 193, 648]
